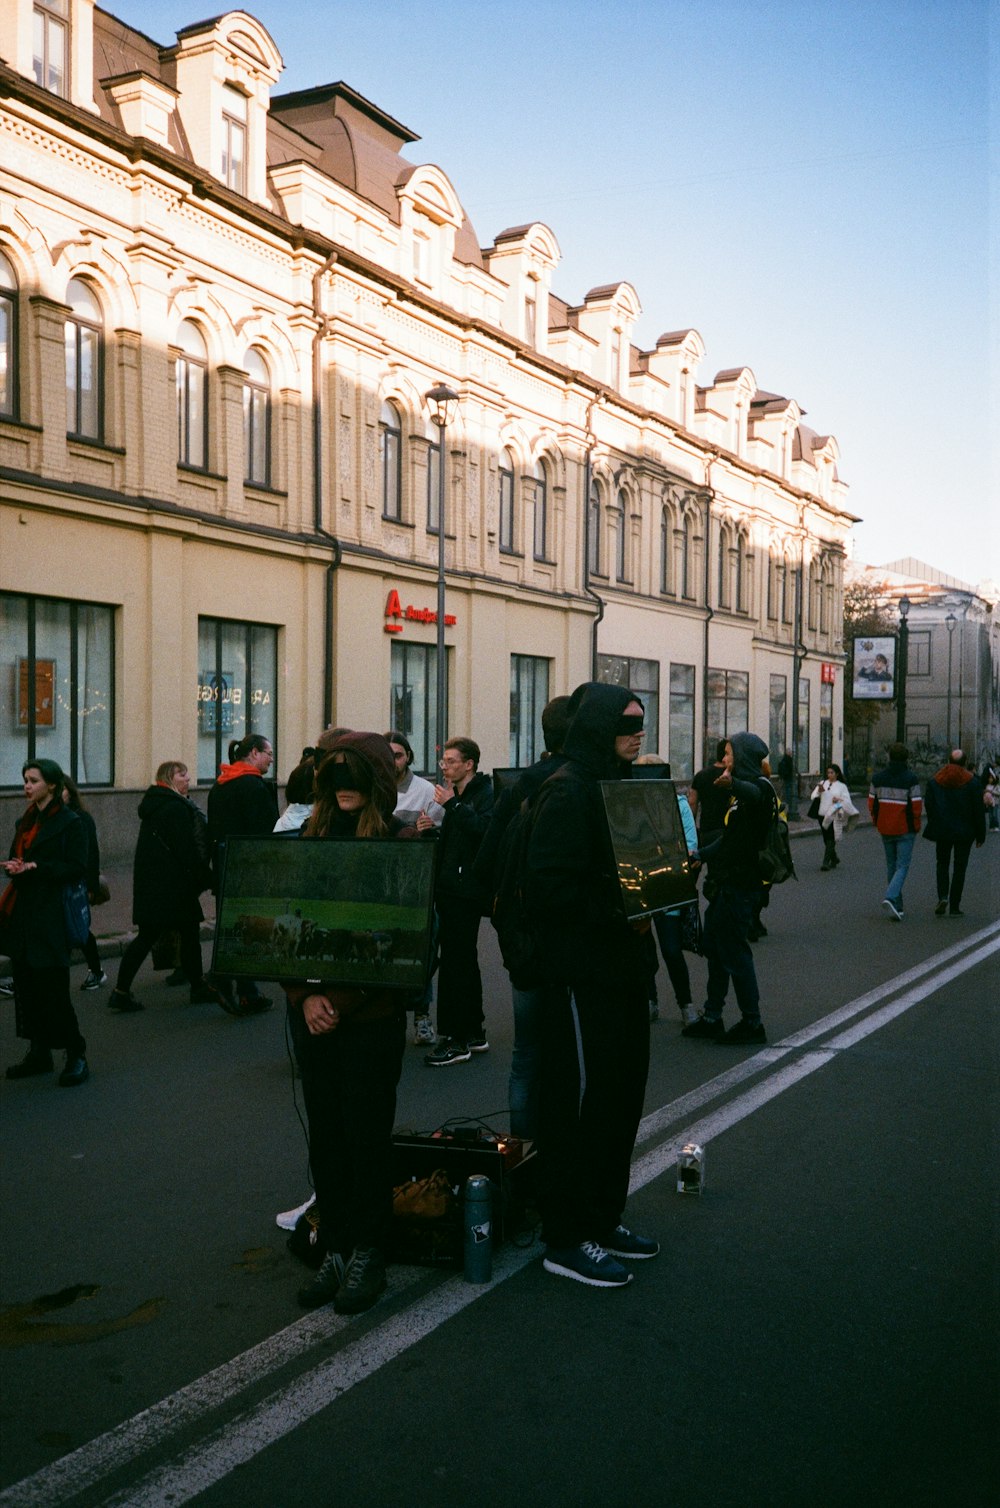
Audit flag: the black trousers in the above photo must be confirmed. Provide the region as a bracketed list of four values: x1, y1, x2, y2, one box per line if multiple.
[434, 898, 484, 1042]
[291, 1007, 406, 1258]
[935, 839, 973, 910]
[13, 963, 86, 1055]
[538, 978, 650, 1249]
[117, 919, 205, 994]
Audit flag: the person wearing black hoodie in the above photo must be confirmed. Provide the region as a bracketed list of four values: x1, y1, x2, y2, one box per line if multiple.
[682, 732, 772, 1046]
[924, 749, 985, 917]
[525, 681, 657, 1289]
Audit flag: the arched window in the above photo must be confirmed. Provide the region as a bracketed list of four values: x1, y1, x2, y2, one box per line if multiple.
[718, 522, 731, 609]
[735, 531, 749, 613]
[176, 319, 208, 469]
[243, 347, 271, 486]
[588, 478, 602, 576]
[379, 400, 402, 521]
[533, 459, 548, 560]
[65, 278, 103, 440]
[682, 511, 695, 599]
[221, 85, 248, 195]
[0, 250, 17, 419]
[614, 489, 628, 582]
[499, 448, 515, 553]
[426, 421, 442, 533]
[659, 506, 672, 594]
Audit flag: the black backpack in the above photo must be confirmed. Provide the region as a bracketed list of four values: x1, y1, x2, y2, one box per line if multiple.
[489, 796, 542, 989]
[757, 781, 797, 886]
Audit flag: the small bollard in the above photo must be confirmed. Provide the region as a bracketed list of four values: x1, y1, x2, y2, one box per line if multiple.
[463, 1174, 493, 1283]
[676, 1142, 705, 1195]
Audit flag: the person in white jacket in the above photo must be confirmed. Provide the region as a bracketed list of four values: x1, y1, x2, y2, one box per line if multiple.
[811, 763, 858, 870]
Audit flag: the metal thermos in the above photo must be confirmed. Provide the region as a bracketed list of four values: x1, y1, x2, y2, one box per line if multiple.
[463, 1174, 492, 1282]
[676, 1142, 705, 1195]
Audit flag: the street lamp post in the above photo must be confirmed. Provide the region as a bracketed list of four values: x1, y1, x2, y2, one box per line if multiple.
[895, 594, 910, 745]
[945, 611, 957, 746]
[425, 382, 459, 767]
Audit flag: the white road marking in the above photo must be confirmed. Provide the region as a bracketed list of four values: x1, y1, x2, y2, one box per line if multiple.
[1, 926, 996, 1508]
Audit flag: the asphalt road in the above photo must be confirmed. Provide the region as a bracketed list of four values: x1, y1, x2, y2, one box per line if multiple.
[1, 824, 997, 1507]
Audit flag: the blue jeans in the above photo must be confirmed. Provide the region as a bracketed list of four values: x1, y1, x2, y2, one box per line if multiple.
[702, 883, 760, 1025]
[651, 910, 692, 1010]
[882, 834, 916, 909]
[509, 985, 543, 1140]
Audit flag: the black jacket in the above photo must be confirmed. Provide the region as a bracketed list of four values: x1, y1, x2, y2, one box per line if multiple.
[525, 682, 652, 991]
[433, 770, 494, 904]
[472, 753, 568, 902]
[207, 773, 279, 891]
[75, 807, 101, 896]
[3, 802, 86, 969]
[924, 766, 985, 846]
[132, 785, 212, 931]
[703, 732, 772, 889]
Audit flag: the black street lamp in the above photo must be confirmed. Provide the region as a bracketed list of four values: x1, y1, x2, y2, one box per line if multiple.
[945, 610, 957, 744]
[895, 594, 911, 744]
[425, 382, 459, 766]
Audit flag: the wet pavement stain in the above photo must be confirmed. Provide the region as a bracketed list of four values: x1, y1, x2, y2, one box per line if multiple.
[231, 1247, 280, 1274]
[0, 1285, 166, 1347]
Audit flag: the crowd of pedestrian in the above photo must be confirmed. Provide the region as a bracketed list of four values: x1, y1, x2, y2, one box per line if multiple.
[2, 713, 996, 1312]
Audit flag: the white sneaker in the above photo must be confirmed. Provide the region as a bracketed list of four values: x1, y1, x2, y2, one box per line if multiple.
[413, 1014, 436, 1045]
[0, 977, 14, 998]
[882, 898, 904, 921]
[681, 1004, 700, 1026]
[276, 1194, 316, 1232]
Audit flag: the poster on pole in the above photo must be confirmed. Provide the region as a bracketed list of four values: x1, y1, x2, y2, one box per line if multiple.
[851, 636, 897, 700]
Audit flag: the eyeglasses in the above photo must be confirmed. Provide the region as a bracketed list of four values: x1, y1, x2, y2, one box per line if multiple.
[439, 757, 467, 770]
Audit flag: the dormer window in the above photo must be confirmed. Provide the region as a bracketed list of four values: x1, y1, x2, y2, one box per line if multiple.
[524, 282, 537, 346]
[610, 328, 622, 386]
[413, 222, 431, 286]
[221, 86, 248, 194]
[33, 0, 68, 97]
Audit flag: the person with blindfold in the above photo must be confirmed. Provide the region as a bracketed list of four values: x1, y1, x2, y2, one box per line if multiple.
[525, 682, 659, 1289]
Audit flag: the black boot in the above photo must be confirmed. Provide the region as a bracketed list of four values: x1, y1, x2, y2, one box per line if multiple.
[6, 1045, 54, 1079]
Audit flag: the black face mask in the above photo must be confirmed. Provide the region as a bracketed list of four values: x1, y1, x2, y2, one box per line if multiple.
[616, 715, 645, 735]
[324, 762, 370, 795]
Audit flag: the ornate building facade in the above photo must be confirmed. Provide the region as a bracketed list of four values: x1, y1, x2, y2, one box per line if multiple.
[1, 1, 856, 848]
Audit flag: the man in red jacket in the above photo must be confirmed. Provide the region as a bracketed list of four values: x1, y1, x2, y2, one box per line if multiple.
[924, 749, 986, 917]
[868, 742, 923, 922]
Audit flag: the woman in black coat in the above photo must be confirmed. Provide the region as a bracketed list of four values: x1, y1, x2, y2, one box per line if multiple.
[108, 761, 227, 1013]
[1, 759, 90, 1086]
[63, 773, 107, 990]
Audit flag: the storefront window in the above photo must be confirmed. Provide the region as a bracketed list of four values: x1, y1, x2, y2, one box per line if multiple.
[668, 663, 695, 782]
[597, 654, 659, 755]
[390, 641, 446, 774]
[509, 654, 549, 767]
[769, 674, 787, 766]
[705, 667, 748, 766]
[797, 676, 811, 770]
[820, 680, 833, 770]
[1, 592, 114, 786]
[197, 618, 277, 783]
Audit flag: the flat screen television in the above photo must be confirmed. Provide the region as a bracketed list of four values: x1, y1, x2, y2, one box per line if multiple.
[213, 836, 437, 989]
[599, 779, 698, 919]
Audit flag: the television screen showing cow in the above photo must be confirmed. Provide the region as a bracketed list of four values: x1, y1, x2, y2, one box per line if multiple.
[212, 837, 437, 989]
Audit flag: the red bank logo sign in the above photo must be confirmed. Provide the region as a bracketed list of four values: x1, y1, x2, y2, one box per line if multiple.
[820, 662, 837, 684]
[384, 589, 456, 634]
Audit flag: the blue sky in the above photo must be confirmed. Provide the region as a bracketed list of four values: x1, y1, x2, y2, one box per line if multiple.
[118, 1, 995, 587]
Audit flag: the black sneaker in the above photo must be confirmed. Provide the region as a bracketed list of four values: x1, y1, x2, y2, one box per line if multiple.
[189, 981, 230, 1007]
[5, 1048, 54, 1079]
[237, 993, 273, 1015]
[681, 1015, 725, 1040]
[297, 1249, 345, 1309]
[80, 970, 108, 991]
[108, 988, 143, 1012]
[424, 1038, 471, 1066]
[598, 1224, 660, 1259]
[164, 968, 188, 986]
[333, 1247, 387, 1315]
[59, 1055, 90, 1087]
[934, 900, 948, 916]
[719, 1018, 767, 1045]
[543, 1241, 632, 1288]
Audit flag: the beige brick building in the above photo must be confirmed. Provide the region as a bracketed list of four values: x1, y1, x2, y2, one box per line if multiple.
[1, 1, 857, 850]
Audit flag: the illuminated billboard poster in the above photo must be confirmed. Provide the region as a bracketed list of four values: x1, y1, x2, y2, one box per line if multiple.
[213, 837, 437, 989]
[851, 636, 897, 701]
[599, 779, 698, 920]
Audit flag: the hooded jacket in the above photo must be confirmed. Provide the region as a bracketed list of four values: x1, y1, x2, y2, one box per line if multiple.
[869, 760, 923, 837]
[924, 764, 985, 846]
[705, 732, 773, 887]
[525, 681, 651, 989]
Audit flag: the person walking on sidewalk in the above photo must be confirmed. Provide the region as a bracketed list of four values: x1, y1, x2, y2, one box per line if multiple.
[682, 734, 773, 1047]
[924, 749, 985, 917]
[868, 742, 923, 922]
[2, 760, 90, 1086]
[810, 763, 858, 871]
[109, 762, 229, 1013]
